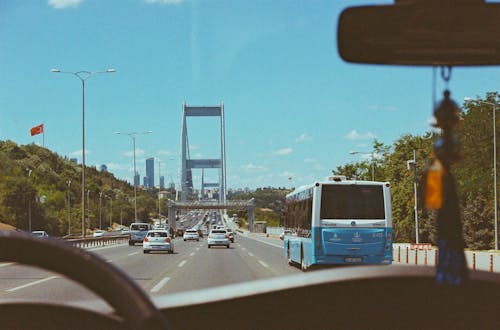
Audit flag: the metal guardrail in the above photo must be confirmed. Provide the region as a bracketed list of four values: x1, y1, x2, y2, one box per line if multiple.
[65, 235, 128, 249]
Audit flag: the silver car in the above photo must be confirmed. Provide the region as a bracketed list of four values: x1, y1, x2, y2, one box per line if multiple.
[207, 229, 230, 248]
[143, 230, 174, 254]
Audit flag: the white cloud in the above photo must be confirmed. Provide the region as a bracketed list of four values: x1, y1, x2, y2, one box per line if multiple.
[189, 145, 199, 150]
[157, 149, 175, 156]
[344, 129, 377, 140]
[106, 163, 130, 171]
[144, 0, 184, 4]
[313, 164, 326, 171]
[48, 0, 82, 9]
[368, 105, 399, 112]
[273, 148, 293, 156]
[280, 171, 294, 178]
[69, 149, 91, 157]
[241, 163, 268, 172]
[295, 133, 313, 143]
[124, 148, 145, 157]
[304, 158, 316, 163]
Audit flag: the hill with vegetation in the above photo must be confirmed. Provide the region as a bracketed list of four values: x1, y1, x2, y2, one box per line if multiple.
[0, 140, 158, 236]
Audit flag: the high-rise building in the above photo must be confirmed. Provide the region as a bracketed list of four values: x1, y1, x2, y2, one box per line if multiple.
[143, 176, 149, 188]
[160, 176, 165, 189]
[134, 173, 140, 187]
[146, 157, 155, 188]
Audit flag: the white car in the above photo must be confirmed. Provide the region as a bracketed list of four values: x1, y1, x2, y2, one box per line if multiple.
[183, 229, 200, 241]
[207, 229, 230, 248]
[92, 230, 105, 238]
[143, 230, 174, 254]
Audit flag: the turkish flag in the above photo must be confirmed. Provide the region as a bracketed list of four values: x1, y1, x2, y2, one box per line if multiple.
[30, 124, 44, 136]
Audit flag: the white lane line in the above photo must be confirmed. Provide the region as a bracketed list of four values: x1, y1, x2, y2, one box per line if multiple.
[241, 247, 247, 251]
[0, 262, 14, 268]
[106, 260, 113, 263]
[150, 277, 170, 293]
[128, 252, 139, 256]
[258, 260, 270, 268]
[6, 276, 58, 293]
[189, 252, 195, 257]
[178, 260, 187, 268]
[243, 236, 283, 249]
[196, 247, 200, 251]
[247, 252, 254, 257]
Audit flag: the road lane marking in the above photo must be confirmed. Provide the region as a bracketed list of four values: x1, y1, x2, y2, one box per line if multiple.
[248, 252, 254, 257]
[243, 236, 283, 249]
[241, 247, 247, 251]
[127, 252, 139, 256]
[258, 260, 270, 268]
[150, 277, 170, 293]
[6, 276, 58, 292]
[0, 262, 14, 268]
[189, 252, 195, 257]
[178, 260, 187, 268]
[196, 247, 200, 251]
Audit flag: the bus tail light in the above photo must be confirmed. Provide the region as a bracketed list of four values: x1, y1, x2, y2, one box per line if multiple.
[387, 233, 392, 241]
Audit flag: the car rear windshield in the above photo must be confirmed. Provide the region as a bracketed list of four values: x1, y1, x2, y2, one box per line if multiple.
[320, 185, 385, 220]
[211, 230, 226, 234]
[131, 224, 149, 231]
[147, 231, 168, 237]
[186, 230, 197, 233]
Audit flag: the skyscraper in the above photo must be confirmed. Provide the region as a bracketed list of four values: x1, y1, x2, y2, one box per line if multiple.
[146, 157, 155, 188]
[134, 173, 140, 187]
[160, 176, 165, 189]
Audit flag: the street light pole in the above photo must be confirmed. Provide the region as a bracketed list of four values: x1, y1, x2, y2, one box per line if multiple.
[26, 169, 32, 232]
[158, 159, 161, 224]
[465, 97, 499, 250]
[67, 180, 71, 235]
[114, 131, 152, 221]
[99, 191, 103, 230]
[51, 68, 115, 237]
[407, 150, 419, 244]
[349, 151, 375, 181]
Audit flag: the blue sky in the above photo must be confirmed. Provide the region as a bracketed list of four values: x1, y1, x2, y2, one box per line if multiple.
[1, 0, 499, 190]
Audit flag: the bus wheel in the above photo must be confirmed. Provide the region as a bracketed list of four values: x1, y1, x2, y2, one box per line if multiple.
[301, 248, 308, 271]
[287, 245, 293, 265]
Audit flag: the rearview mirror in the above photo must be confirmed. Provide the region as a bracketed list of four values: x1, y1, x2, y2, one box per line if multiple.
[338, 1, 500, 66]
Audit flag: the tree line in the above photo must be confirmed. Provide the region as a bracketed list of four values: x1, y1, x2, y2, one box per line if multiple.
[0, 140, 160, 236]
[333, 92, 499, 249]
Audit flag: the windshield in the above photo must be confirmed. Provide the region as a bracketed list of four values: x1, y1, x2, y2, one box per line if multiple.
[1, 0, 499, 311]
[320, 185, 385, 220]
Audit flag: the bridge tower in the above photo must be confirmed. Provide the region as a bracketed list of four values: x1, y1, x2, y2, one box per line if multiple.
[180, 103, 226, 204]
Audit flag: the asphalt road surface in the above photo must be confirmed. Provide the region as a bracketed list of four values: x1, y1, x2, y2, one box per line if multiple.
[0, 232, 299, 307]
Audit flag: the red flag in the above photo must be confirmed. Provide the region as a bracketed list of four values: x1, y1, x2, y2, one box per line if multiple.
[30, 124, 44, 136]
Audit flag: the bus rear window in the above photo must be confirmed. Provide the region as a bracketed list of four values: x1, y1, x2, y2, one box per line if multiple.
[320, 185, 385, 219]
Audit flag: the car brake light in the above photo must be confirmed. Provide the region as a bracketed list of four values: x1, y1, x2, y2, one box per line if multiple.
[144, 237, 149, 242]
[165, 237, 171, 243]
[225, 234, 229, 239]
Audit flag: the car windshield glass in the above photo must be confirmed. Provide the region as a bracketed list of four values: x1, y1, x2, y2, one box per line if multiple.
[1, 0, 499, 309]
[148, 232, 168, 237]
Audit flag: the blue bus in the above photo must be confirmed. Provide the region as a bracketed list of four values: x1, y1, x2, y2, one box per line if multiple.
[283, 176, 392, 270]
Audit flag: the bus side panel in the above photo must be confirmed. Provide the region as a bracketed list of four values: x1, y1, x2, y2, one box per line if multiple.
[285, 237, 312, 265]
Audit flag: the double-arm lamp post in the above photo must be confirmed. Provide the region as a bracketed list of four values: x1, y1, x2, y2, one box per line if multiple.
[51, 68, 115, 237]
[114, 131, 152, 221]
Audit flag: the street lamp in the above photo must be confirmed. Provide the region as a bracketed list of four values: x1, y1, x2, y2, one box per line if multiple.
[407, 150, 419, 244]
[51, 68, 115, 237]
[349, 151, 375, 181]
[464, 96, 499, 250]
[114, 131, 152, 220]
[26, 169, 32, 232]
[158, 158, 162, 224]
[99, 191, 103, 230]
[67, 180, 71, 235]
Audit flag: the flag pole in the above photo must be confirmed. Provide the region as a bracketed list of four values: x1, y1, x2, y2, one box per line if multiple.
[43, 122, 45, 148]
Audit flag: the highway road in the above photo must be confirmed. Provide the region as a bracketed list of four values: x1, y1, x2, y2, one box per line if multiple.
[0, 231, 300, 308]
